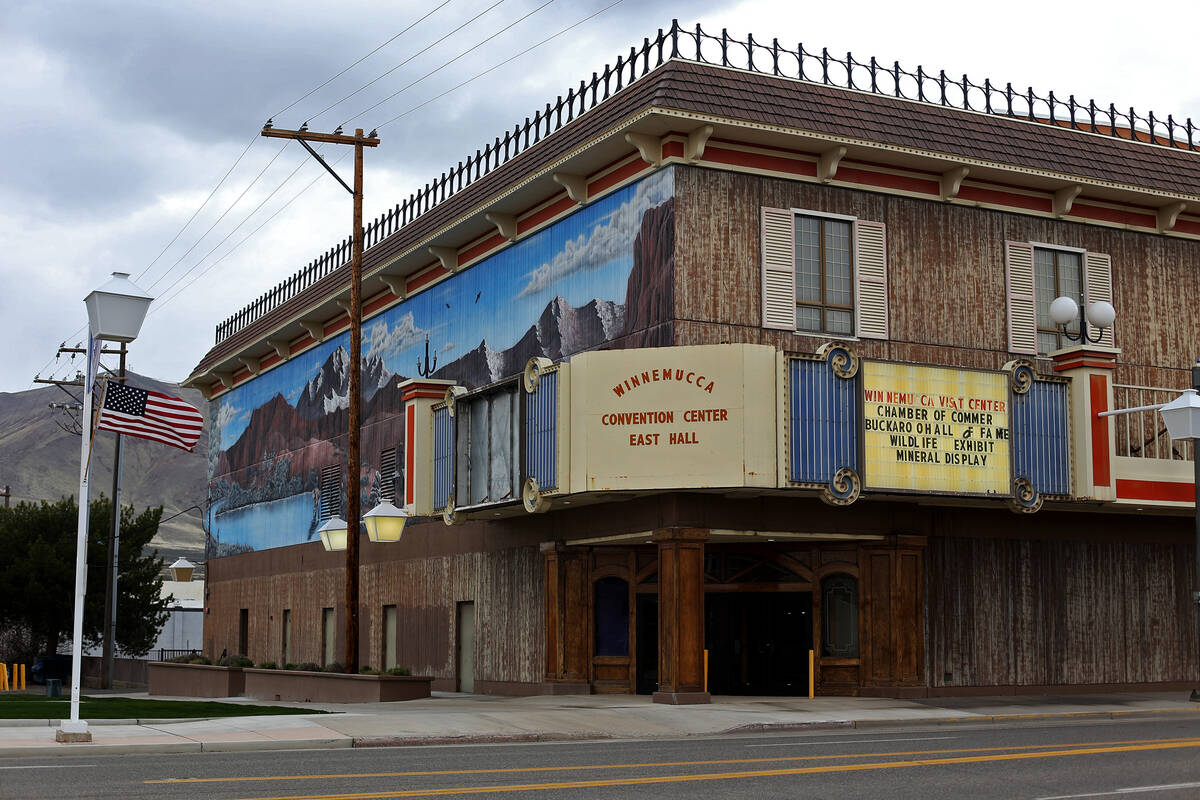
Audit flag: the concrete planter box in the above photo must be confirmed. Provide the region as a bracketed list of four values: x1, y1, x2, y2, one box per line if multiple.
[243, 669, 433, 703]
[147, 662, 245, 697]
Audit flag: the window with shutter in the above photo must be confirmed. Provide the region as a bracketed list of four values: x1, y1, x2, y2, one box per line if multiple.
[1005, 241, 1038, 355]
[1006, 241, 1114, 355]
[760, 207, 889, 339]
[379, 446, 398, 503]
[1084, 251, 1114, 347]
[318, 464, 340, 521]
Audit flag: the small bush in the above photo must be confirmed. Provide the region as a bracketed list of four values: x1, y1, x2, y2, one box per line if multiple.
[359, 665, 379, 675]
[386, 666, 412, 676]
[322, 662, 344, 673]
[296, 662, 322, 672]
[257, 661, 277, 670]
[166, 655, 192, 663]
[188, 657, 212, 665]
[283, 663, 300, 671]
[217, 653, 254, 668]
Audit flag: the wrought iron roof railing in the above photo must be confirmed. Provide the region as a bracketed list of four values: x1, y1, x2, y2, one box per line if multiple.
[214, 20, 1199, 345]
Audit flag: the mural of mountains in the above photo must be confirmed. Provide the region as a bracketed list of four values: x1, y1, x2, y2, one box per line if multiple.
[0, 373, 208, 568]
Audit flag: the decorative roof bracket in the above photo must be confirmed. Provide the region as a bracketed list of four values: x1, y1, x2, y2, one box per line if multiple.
[552, 172, 588, 204]
[378, 274, 406, 298]
[817, 145, 847, 183]
[1157, 201, 1187, 233]
[625, 132, 662, 166]
[685, 124, 714, 162]
[1053, 185, 1083, 218]
[267, 339, 291, 360]
[940, 165, 970, 201]
[299, 320, 325, 342]
[428, 246, 458, 272]
[484, 212, 518, 241]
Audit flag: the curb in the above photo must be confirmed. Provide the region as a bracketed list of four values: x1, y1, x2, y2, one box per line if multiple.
[850, 707, 1200, 728]
[353, 732, 614, 747]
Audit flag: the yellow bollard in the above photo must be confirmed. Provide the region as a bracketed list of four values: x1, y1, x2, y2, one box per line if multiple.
[20, 663, 26, 691]
[703, 649, 709, 693]
[808, 650, 814, 699]
[0, 664, 8, 692]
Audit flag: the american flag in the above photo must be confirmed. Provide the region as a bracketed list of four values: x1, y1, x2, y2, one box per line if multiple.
[95, 381, 204, 452]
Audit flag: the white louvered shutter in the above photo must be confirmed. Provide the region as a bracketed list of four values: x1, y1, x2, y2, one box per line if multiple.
[854, 220, 889, 339]
[1005, 241, 1037, 354]
[762, 207, 796, 329]
[1084, 251, 1114, 347]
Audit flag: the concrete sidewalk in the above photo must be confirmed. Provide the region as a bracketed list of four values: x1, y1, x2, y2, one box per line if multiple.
[2, 691, 1199, 757]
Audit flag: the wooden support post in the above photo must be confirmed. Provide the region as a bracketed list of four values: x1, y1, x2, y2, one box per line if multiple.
[261, 123, 379, 675]
[541, 542, 591, 693]
[652, 527, 710, 704]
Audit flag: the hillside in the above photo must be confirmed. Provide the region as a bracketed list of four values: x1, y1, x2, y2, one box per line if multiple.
[0, 374, 208, 569]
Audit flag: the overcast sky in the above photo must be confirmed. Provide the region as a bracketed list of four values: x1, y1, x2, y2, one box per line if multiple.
[3, 0, 1197, 395]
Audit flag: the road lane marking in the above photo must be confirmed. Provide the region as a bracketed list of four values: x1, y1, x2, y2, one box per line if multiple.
[0, 765, 96, 770]
[220, 740, 1200, 800]
[1037, 783, 1200, 799]
[146, 736, 1200, 786]
[746, 736, 957, 747]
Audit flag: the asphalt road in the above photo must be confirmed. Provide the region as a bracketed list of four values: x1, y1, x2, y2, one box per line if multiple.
[3, 717, 1200, 799]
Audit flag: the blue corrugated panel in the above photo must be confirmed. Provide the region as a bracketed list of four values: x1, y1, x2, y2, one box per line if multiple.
[1012, 380, 1070, 496]
[432, 406, 453, 510]
[789, 358, 858, 484]
[525, 372, 558, 490]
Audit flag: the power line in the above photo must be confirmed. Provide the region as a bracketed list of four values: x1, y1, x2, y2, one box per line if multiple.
[144, 141, 291, 292]
[306, 0, 509, 126]
[272, 0, 455, 120]
[133, 134, 258, 284]
[146, 150, 324, 306]
[373, 0, 626, 131]
[149, 154, 349, 316]
[340, 0, 553, 128]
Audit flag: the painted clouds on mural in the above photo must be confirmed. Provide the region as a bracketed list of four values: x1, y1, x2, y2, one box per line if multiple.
[518, 170, 673, 298]
[208, 168, 675, 554]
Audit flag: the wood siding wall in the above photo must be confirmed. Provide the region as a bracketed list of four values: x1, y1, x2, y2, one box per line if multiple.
[673, 166, 1200, 390]
[206, 535, 544, 690]
[926, 535, 1198, 687]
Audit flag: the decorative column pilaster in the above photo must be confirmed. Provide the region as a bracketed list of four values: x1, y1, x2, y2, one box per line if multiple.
[653, 527, 710, 705]
[541, 542, 591, 694]
[1052, 345, 1120, 501]
[397, 379, 457, 515]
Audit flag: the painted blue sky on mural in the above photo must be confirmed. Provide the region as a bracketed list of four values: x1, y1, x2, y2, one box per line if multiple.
[215, 169, 673, 452]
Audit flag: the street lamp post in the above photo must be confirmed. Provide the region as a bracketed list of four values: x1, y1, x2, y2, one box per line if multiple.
[1159, 360, 1200, 703]
[58, 272, 152, 743]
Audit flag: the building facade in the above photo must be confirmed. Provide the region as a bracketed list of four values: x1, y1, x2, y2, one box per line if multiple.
[186, 26, 1200, 700]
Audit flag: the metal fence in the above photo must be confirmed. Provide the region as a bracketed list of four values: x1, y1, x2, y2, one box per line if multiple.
[157, 648, 202, 662]
[214, 21, 1200, 345]
[1112, 383, 1195, 461]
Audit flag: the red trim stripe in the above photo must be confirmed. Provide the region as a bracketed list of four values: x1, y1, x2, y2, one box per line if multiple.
[1116, 479, 1195, 503]
[1090, 374, 1111, 487]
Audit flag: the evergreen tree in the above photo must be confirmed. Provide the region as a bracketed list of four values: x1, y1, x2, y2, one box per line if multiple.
[0, 496, 170, 661]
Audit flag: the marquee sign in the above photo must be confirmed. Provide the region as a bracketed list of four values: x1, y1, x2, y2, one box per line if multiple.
[861, 361, 1011, 495]
[570, 344, 777, 492]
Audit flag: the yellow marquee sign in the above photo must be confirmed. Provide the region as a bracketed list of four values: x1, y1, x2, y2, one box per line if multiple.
[862, 362, 1011, 495]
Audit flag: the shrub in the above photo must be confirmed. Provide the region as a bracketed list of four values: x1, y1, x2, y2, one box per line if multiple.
[283, 663, 300, 671]
[217, 653, 253, 668]
[322, 662, 344, 673]
[166, 654, 192, 663]
[386, 666, 412, 676]
[296, 662, 322, 672]
[359, 665, 379, 674]
[257, 661, 277, 670]
[188, 657, 212, 665]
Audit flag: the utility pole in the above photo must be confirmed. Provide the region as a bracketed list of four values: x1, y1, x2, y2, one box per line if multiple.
[101, 342, 126, 688]
[261, 121, 379, 673]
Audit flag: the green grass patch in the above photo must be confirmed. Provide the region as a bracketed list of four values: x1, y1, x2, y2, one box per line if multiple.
[0, 693, 326, 719]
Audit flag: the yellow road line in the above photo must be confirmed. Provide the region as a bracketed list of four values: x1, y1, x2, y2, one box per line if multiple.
[228, 740, 1200, 800]
[147, 736, 1200, 785]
